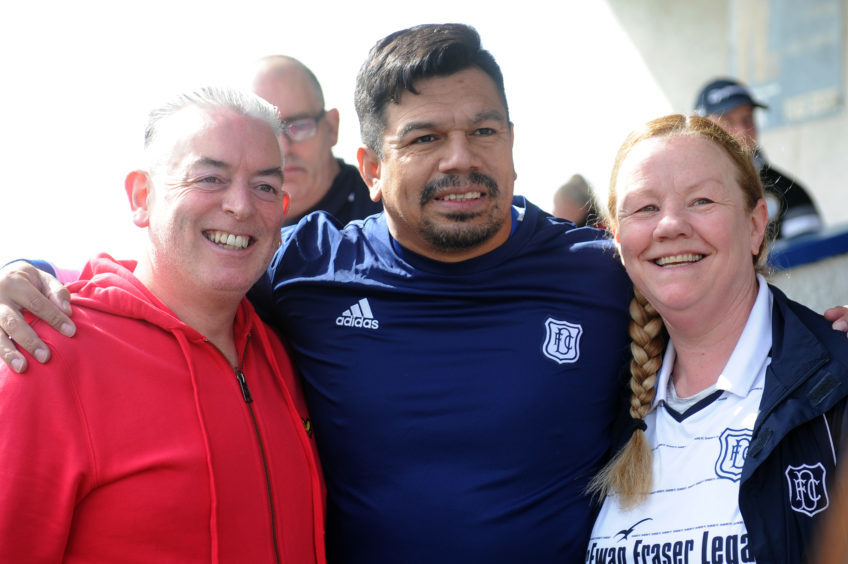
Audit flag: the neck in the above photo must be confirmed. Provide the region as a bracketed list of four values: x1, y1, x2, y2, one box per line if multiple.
[662, 279, 759, 397]
[134, 258, 242, 367]
[669, 344, 730, 397]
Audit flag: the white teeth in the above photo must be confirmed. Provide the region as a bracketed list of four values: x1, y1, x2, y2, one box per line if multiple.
[205, 231, 250, 250]
[439, 192, 482, 201]
[655, 253, 704, 266]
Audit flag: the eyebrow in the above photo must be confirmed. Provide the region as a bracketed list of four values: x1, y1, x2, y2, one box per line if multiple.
[194, 157, 283, 180]
[257, 167, 284, 180]
[396, 109, 508, 139]
[280, 111, 321, 122]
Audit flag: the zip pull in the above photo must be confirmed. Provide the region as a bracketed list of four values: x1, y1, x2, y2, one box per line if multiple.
[235, 333, 254, 403]
[236, 370, 254, 403]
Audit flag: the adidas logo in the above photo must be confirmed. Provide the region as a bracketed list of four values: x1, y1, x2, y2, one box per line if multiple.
[336, 298, 380, 329]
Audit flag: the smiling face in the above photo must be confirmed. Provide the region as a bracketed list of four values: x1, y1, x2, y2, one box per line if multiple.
[357, 67, 516, 262]
[612, 134, 767, 319]
[131, 105, 287, 303]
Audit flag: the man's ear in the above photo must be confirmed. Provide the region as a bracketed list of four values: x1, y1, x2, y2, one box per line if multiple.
[357, 146, 382, 202]
[509, 122, 517, 181]
[125, 170, 152, 228]
[324, 108, 340, 147]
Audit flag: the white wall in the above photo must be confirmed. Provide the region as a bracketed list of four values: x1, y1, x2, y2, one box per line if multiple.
[607, 0, 848, 228]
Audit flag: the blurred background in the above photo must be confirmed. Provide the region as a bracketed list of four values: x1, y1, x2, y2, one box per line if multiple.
[1, 0, 845, 268]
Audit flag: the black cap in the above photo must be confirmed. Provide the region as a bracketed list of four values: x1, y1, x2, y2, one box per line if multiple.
[693, 78, 768, 116]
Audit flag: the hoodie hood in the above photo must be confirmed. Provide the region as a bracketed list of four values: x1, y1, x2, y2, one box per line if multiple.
[12, 253, 326, 563]
[68, 254, 255, 348]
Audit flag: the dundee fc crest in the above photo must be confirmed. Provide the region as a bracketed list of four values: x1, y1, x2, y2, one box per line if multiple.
[715, 428, 751, 481]
[785, 463, 829, 517]
[542, 317, 582, 364]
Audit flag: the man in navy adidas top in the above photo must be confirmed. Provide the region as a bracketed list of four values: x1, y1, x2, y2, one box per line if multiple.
[0, 24, 632, 562]
[249, 24, 633, 562]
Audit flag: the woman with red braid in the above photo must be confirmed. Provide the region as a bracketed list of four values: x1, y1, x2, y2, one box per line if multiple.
[587, 115, 848, 564]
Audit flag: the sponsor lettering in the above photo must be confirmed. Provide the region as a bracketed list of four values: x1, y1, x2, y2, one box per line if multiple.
[586, 533, 753, 564]
[632, 539, 694, 564]
[586, 543, 627, 563]
[699, 532, 753, 564]
[335, 316, 379, 329]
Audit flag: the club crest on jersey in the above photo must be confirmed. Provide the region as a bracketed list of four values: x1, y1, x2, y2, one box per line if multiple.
[715, 428, 751, 481]
[542, 317, 582, 364]
[785, 462, 829, 517]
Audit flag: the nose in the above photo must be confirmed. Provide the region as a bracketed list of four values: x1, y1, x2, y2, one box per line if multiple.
[222, 183, 254, 219]
[278, 133, 296, 155]
[653, 205, 691, 240]
[438, 134, 481, 173]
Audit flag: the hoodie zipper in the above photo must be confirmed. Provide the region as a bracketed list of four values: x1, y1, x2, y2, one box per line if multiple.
[225, 334, 282, 564]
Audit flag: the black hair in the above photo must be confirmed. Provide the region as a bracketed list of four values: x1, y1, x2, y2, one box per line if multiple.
[354, 23, 509, 156]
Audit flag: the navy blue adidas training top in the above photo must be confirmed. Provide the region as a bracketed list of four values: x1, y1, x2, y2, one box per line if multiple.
[250, 196, 633, 563]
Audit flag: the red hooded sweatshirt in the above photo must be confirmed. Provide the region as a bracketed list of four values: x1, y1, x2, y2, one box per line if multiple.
[0, 256, 326, 563]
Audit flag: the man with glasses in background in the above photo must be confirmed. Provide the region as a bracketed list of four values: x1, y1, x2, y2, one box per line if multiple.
[250, 55, 382, 226]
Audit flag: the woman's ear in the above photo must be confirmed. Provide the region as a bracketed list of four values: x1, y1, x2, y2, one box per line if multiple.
[750, 197, 769, 255]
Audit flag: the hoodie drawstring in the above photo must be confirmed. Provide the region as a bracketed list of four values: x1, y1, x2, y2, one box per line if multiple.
[176, 331, 221, 564]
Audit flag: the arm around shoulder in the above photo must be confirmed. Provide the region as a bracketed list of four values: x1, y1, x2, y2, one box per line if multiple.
[0, 259, 75, 372]
[824, 307, 848, 339]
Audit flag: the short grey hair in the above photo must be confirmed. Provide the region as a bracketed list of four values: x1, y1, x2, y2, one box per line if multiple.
[144, 86, 282, 150]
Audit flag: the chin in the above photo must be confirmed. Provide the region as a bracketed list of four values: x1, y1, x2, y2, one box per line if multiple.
[652, 294, 706, 315]
[205, 279, 253, 295]
[638, 282, 698, 309]
[204, 267, 263, 295]
[423, 218, 504, 252]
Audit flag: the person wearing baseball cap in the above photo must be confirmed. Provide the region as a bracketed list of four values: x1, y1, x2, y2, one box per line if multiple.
[694, 77, 822, 240]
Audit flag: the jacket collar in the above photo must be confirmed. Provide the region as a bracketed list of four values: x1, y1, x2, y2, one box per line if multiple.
[742, 285, 845, 479]
[758, 287, 832, 416]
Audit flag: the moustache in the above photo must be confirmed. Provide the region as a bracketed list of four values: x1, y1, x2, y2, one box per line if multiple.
[420, 173, 499, 206]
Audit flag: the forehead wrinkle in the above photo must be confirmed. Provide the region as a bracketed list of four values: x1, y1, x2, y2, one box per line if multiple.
[193, 156, 230, 170]
[670, 156, 733, 196]
[678, 176, 726, 195]
[472, 109, 508, 124]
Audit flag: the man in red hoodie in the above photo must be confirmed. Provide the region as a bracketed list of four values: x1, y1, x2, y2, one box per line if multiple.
[0, 87, 325, 563]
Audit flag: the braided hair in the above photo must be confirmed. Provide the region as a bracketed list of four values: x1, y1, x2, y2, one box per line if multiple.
[588, 287, 666, 508]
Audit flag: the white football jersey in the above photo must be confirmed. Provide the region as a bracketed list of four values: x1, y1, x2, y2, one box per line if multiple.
[587, 279, 773, 564]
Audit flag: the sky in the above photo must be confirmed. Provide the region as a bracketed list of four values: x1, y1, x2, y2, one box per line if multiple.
[0, 0, 672, 268]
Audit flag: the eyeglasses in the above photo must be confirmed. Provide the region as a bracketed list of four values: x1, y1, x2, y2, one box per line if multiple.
[280, 110, 326, 143]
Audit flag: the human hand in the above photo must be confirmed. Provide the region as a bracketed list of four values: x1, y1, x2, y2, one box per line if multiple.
[0, 261, 75, 373]
[824, 306, 848, 338]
